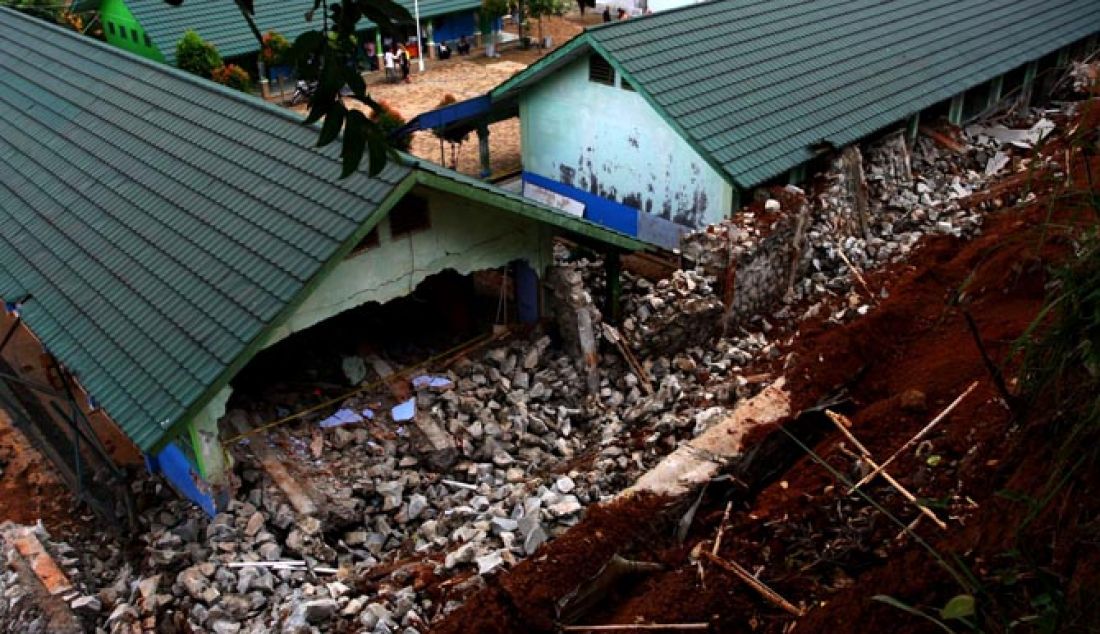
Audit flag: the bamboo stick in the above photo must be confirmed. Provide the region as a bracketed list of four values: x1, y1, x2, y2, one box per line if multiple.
[699, 551, 804, 617]
[848, 381, 979, 492]
[826, 411, 947, 530]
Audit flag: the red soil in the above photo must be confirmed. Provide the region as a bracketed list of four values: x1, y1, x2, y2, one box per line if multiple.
[430, 104, 1100, 633]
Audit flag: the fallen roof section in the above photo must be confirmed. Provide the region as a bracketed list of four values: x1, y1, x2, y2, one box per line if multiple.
[493, 0, 1100, 188]
[91, 0, 482, 63]
[0, 8, 643, 453]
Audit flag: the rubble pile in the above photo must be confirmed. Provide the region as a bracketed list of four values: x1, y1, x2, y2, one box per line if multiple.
[1, 114, 1070, 634]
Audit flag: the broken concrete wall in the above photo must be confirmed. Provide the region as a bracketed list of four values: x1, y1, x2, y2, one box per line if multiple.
[266, 186, 554, 346]
[519, 56, 735, 230]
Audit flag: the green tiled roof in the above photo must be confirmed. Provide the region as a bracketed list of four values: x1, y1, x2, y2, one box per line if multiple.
[495, 0, 1100, 188]
[0, 9, 642, 452]
[121, 0, 481, 63]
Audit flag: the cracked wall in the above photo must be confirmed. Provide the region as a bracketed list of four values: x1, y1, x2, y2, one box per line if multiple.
[520, 56, 734, 230]
[264, 187, 553, 348]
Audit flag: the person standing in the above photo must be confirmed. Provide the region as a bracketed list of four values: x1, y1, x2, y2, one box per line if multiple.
[383, 45, 396, 82]
[602, 6, 611, 22]
[398, 44, 411, 83]
[576, 0, 585, 16]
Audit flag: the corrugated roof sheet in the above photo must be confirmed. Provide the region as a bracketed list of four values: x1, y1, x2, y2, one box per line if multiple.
[0, 8, 642, 452]
[497, 0, 1100, 188]
[123, 0, 481, 63]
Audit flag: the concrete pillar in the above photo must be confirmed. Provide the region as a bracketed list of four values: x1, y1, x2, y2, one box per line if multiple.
[426, 20, 435, 59]
[987, 75, 1004, 110]
[515, 260, 540, 323]
[188, 388, 231, 510]
[375, 30, 384, 69]
[906, 112, 920, 146]
[1020, 61, 1038, 108]
[604, 251, 622, 325]
[948, 94, 965, 126]
[477, 123, 491, 179]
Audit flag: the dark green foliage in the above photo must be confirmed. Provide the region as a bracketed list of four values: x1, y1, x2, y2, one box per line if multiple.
[176, 30, 223, 77]
[167, 0, 414, 177]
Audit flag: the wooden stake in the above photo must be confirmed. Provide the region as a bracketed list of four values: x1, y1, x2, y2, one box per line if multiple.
[699, 550, 805, 617]
[826, 411, 947, 531]
[848, 381, 979, 493]
[835, 248, 876, 303]
[561, 624, 709, 631]
[602, 324, 653, 395]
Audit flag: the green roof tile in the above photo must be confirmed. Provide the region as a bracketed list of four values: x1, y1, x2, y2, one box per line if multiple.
[119, 0, 482, 64]
[495, 0, 1100, 189]
[0, 9, 644, 453]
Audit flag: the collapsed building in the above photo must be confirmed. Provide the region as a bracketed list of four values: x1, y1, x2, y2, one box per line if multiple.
[0, 8, 646, 523]
[401, 0, 1100, 248]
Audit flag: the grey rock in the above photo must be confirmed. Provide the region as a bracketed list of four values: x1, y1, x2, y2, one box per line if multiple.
[303, 598, 339, 623]
[406, 494, 428, 521]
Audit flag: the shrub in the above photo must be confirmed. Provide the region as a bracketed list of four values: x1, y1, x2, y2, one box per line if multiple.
[261, 31, 291, 66]
[176, 30, 222, 78]
[211, 64, 253, 93]
[369, 100, 411, 151]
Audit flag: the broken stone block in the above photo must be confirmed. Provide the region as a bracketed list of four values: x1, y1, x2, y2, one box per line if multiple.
[70, 595, 102, 615]
[302, 598, 338, 623]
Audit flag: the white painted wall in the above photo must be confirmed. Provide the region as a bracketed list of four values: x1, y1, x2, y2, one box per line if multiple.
[264, 187, 552, 347]
[520, 55, 733, 229]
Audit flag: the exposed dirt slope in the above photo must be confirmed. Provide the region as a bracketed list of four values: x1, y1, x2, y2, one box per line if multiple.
[431, 105, 1100, 633]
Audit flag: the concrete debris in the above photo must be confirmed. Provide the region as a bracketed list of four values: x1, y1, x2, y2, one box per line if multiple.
[0, 106, 1064, 634]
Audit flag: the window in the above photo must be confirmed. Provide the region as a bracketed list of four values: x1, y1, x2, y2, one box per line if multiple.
[144, 33, 152, 47]
[621, 77, 636, 92]
[349, 227, 380, 256]
[131, 29, 139, 43]
[389, 195, 431, 237]
[118, 25, 127, 39]
[588, 55, 614, 86]
[107, 22, 115, 35]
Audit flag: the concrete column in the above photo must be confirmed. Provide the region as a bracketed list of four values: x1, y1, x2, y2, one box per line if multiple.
[477, 123, 491, 179]
[906, 112, 920, 146]
[1020, 61, 1038, 108]
[187, 388, 231, 510]
[604, 251, 622, 325]
[426, 20, 435, 59]
[948, 94, 965, 126]
[987, 75, 1004, 110]
[375, 30, 384, 70]
[514, 260, 540, 323]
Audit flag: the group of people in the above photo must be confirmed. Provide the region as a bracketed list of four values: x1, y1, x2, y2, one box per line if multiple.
[383, 43, 411, 83]
[364, 36, 473, 82]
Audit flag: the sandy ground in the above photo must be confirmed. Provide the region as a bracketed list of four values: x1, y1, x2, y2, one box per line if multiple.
[283, 14, 590, 178]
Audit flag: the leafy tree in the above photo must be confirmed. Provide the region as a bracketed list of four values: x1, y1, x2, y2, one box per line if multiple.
[176, 30, 223, 78]
[165, 0, 413, 178]
[211, 63, 253, 92]
[525, 0, 567, 48]
[261, 31, 291, 66]
[479, 0, 508, 55]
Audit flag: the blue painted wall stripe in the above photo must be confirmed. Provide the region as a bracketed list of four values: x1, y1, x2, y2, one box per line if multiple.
[521, 171, 685, 250]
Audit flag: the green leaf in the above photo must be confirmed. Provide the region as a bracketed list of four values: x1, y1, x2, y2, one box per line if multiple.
[364, 121, 389, 177]
[341, 110, 368, 178]
[356, 0, 413, 34]
[317, 102, 346, 147]
[873, 596, 957, 634]
[939, 594, 976, 621]
[344, 66, 366, 99]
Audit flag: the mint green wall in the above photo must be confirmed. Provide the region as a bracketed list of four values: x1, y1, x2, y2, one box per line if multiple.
[100, 0, 165, 62]
[264, 186, 553, 347]
[519, 56, 733, 229]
